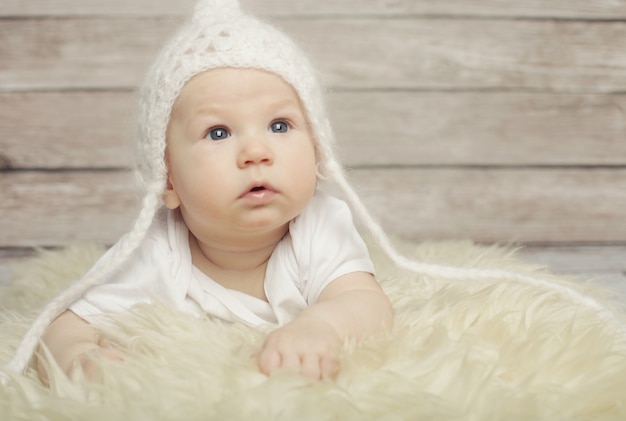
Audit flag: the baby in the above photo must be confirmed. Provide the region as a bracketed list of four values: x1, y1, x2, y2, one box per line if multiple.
[4, 0, 615, 390]
[30, 0, 393, 382]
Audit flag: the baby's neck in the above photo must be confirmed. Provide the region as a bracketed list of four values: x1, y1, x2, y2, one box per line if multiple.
[191, 236, 277, 271]
[188, 229, 287, 300]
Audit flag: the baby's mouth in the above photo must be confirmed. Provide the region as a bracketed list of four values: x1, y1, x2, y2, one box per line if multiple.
[240, 184, 276, 202]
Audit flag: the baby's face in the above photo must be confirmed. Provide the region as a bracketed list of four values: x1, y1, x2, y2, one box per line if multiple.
[163, 68, 318, 245]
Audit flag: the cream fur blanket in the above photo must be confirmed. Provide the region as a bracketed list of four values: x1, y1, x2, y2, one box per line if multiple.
[1, 241, 625, 420]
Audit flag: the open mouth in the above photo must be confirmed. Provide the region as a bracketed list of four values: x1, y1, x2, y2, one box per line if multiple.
[241, 184, 275, 202]
[241, 183, 276, 201]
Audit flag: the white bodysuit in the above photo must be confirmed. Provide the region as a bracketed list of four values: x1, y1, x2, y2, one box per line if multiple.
[69, 192, 375, 326]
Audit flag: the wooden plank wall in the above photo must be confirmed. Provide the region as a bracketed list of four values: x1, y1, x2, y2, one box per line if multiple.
[1, 0, 626, 252]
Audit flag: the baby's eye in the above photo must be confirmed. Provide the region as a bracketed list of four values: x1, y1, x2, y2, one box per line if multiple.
[205, 127, 230, 141]
[270, 120, 290, 133]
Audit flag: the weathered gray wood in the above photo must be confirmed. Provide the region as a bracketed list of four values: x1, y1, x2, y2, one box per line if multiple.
[297, 18, 626, 92]
[0, 265, 12, 286]
[1, 1, 625, 255]
[343, 167, 626, 244]
[2, 0, 626, 19]
[330, 92, 626, 167]
[2, 18, 625, 92]
[2, 91, 625, 169]
[519, 245, 626, 272]
[2, 168, 625, 247]
[0, 91, 135, 169]
[0, 17, 180, 91]
[0, 248, 38, 264]
[1, 171, 140, 248]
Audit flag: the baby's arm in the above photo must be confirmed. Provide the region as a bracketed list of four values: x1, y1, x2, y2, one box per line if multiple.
[37, 310, 123, 384]
[258, 272, 393, 379]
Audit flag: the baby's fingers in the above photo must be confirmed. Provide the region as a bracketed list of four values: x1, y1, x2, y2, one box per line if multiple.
[281, 352, 302, 371]
[293, 352, 338, 380]
[259, 348, 339, 380]
[301, 353, 322, 380]
[258, 348, 281, 375]
[100, 347, 125, 363]
[320, 354, 340, 379]
[258, 348, 302, 376]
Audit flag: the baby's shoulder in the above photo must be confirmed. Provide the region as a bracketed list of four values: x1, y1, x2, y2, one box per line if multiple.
[299, 191, 350, 219]
[290, 191, 354, 237]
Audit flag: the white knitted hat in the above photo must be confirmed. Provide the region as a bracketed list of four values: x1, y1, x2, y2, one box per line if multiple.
[3, 0, 623, 379]
[135, 0, 337, 196]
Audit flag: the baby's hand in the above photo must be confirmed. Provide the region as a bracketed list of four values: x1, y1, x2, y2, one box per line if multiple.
[258, 317, 340, 380]
[73, 343, 126, 381]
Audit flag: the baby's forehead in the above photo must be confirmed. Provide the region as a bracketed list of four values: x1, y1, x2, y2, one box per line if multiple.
[181, 67, 297, 92]
[172, 67, 305, 115]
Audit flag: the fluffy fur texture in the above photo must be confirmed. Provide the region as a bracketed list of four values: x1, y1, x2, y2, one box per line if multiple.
[8, 0, 622, 381]
[1, 241, 625, 420]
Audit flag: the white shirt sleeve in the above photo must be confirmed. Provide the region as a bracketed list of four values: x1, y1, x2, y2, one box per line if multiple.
[68, 210, 187, 323]
[289, 192, 375, 305]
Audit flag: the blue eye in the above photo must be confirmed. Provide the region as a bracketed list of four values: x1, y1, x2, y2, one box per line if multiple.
[270, 121, 289, 133]
[206, 127, 230, 141]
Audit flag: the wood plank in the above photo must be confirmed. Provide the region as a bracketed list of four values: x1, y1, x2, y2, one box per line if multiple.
[2, 91, 625, 169]
[342, 168, 626, 244]
[0, 91, 135, 169]
[2, 168, 625, 247]
[245, 0, 626, 19]
[0, 17, 180, 91]
[2, 18, 625, 92]
[0, 265, 12, 286]
[0, 171, 139, 248]
[519, 245, 626, 272]
[329, 92, 626, 167]
[2, 0, 626, 19]
[0, 248, 38, 265]
[297, 18, 626, 92]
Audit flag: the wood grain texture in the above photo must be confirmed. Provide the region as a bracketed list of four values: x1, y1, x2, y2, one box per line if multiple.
[519, 245, 626, 272]
[345, 168, 626, 244]
[1, 18, 625, 92]
[2, 169, 625, 247]
[0, 91, 135, 169]
[1, 1, 625, 250]
[0, 17, 181, 91]
[329, 92, 626, 167]
[2, 91, 625, 169]
[1, 171, 140, 247]
[2, 0, 626, 19]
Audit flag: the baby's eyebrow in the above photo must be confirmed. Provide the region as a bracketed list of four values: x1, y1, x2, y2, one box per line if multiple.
[267, 98, 304, 114]
[191, 105, 223, 118]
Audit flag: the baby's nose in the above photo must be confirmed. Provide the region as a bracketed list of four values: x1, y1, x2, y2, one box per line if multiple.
[237, 136, 274, 167]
